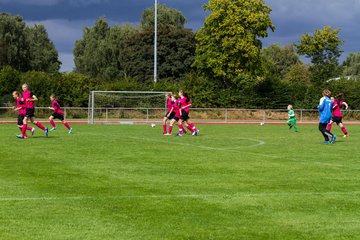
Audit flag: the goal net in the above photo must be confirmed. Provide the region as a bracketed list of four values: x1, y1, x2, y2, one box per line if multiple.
[88, 91, 171, 124]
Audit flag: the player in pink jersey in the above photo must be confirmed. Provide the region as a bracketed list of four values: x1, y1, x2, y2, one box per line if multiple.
[177, 90, 199, 136]
[17, 83, 48, 139]
[164, 95, 181, 136]
[48, 94, 73, 133]
[327, 93, 349, 137]
[12, 91, 35, 137]
[162, 93, 175, 134]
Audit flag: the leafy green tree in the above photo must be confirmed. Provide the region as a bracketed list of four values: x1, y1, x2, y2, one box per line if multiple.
[179, 72, 217, 107]
[105, 24, 138, 79]
[140, 4, 186, 28]
[328, 78, 360, 109]
[74, 17, 112, 79]
[59, 72, 100, 107]
[0, 13, 61, 73]
[0, 13, 29, 71]
[121, 25, 195, 82]
[284, 63, 311, 84]
[74, 6, 195, 82]
[295, 26, 344, 84]
[118, 27, 152, 81]
[342, 52, 360, 76]
[193, 0, 275, 82]
[261, 44, 300, 79]
[0, 66, 20, 104]
[26, 24, 61, 73]
[158, 26, 195, 80]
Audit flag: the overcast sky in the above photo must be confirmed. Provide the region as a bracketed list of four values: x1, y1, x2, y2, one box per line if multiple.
[1, 0, 359, 72]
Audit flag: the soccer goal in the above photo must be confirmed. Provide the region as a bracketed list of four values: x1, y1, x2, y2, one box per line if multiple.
[88, 91, 171, 124]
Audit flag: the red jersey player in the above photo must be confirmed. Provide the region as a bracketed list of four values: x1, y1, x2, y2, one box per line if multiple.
[327, 94, 349, 137]
[17, 83, 48, 139]
[177, 90, 199, 136]
[48, 94, 73, 133]
[162, 93, 175, 134]
[12, 91, 35, 136]
[164, 95, 181, 136]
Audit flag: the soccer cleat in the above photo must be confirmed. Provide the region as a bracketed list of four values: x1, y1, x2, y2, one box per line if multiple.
[164, 133, 171, 136]
[330, 135, 337, 144]
[16, 135, 28, 139]
[45, 127, 49, 137]
[50, 127, 57, 131]
[343, 134, 349, 138]
[192, 130, 200, 136]
[322, 141, 330, 144]
[31, 128, 35, 136]
[176, 133, 183, 137]
[68, 128, 73, 134]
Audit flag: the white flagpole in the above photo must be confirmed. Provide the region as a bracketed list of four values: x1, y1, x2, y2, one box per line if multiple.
[154, 0, 158, 83]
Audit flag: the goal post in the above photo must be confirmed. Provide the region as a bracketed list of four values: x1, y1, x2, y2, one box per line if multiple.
[88, 91, 172, 124]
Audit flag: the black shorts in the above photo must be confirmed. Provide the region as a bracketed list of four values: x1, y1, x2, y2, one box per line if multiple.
[173, 117, 180, 122]
[180, 111, 189, 121]
[26, 108, 35, 118]
[17, 115, 25, 125]
[332, 116, 342, 124]
[52, 113, 64, 121]
[165, 112, 175, 120]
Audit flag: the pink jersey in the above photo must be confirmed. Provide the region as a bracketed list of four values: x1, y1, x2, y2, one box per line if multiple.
[22, 90, 35, 109]
[52, 99, 63, 115]
[332, 101, 343, 117]
[16, 97, 26, 115]
[179, 97, 192, 113]
[167, 98, 173, 112]
[172, 100, 181, 118]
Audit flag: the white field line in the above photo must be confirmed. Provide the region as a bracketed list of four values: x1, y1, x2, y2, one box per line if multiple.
[77, 131, 355, 168]
[84, 134, 349, 168]
[128, 137, 265, 152]
[126, 136, 357, 168]
[2, 191, 360, 202]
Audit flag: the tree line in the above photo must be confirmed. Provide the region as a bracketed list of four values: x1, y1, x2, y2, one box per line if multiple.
[1, 0, 360, 109]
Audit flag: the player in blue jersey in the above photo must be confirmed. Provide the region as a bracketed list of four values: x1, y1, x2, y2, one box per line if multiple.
[318, 89, 336, 144]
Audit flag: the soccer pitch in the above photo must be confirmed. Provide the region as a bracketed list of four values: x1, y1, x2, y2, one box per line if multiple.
[1, 124, 360, 239]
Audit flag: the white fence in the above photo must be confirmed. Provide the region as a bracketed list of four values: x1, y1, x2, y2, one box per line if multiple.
[1, 107, 360, 124]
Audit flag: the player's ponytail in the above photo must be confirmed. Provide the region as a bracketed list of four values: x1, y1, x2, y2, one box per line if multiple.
[335, 93, 343, 101]
[182, 91, 190, 103]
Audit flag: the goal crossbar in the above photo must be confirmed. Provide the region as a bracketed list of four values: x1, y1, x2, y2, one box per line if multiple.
[88, 91, 172, 124]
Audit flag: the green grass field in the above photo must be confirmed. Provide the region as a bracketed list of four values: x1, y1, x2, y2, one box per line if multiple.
[1, 123, 360, 239]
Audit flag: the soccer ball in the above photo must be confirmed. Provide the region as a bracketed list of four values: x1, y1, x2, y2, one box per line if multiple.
[151, 123, 156, 128]
[260, 122, 264, 126]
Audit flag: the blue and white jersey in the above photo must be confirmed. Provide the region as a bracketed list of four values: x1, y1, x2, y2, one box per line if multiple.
[318, 96, 333, 123]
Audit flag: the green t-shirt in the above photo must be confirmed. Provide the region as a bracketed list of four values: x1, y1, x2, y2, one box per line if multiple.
[288, 110, 295, 119]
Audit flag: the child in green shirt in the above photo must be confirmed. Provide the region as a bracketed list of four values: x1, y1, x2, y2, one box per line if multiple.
[287, 105, 298, 132]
